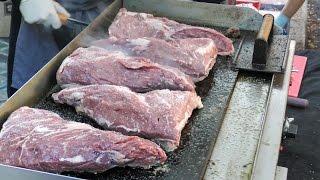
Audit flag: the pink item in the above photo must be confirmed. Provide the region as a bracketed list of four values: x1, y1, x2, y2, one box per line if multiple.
[288, 55, 307, 97]
[236, 0, 261, 10]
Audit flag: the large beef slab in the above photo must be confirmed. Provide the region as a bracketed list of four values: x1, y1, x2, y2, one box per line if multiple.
[0, 107, 166, 173]
[109, 8, 234, 56]
[92, 37, 217, 82]
[57, 47, 195, 92]
[52, 85, 203, 151]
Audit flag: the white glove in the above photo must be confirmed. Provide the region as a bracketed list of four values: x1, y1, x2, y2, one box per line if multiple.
[20, 0, 70, 29]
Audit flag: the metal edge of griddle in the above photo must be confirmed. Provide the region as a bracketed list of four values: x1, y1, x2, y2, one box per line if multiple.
[0, 164, 82, 180]
[203, 72, 272, 179]
[250, 41, 296, 180]
[124, 0, 263, 31]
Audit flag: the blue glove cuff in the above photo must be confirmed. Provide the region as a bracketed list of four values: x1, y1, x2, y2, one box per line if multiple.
[275, 13, 290, 29]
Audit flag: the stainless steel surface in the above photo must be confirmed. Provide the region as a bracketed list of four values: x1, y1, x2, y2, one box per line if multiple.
[68, 17, 89, 26]
[0, 0, 283, 179]
[204, 73, 271, 180]
[251, 41, 296, 180]
[0, 164, 81, 180]
[124, 0, 263, 31]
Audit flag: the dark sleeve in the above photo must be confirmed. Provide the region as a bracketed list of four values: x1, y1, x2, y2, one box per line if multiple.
[6, 0, 21, 95]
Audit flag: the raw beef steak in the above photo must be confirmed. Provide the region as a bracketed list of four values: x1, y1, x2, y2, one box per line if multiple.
[52, 85, 203, 151]
[92, 36, 217, 81]
[109, 8, 234, 56]
[57, 47, 195, 92]
[0, 107, 166, 173]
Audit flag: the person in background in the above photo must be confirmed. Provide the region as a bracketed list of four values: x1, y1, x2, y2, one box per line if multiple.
[1, 0, 111, 97]
[275, 0, 306, 29]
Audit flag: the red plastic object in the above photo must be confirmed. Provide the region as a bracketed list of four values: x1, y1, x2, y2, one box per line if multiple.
[236, 0, 261, 9]
[289, 55, 307, 97]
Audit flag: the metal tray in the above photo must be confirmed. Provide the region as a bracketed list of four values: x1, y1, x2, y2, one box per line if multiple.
[0, 0, 265, 179]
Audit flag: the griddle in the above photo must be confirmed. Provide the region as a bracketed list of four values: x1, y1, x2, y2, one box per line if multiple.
[0, 0, 268, 179]
[33, 56, 237, 180]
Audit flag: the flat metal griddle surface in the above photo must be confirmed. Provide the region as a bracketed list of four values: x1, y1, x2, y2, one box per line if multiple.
[34, 54, 238, 179]
[0, 1, 264, 178]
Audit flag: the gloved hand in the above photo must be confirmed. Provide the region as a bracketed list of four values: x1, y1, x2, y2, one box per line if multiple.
[20, 0, 70, 29]
[275, 13, 290, 29]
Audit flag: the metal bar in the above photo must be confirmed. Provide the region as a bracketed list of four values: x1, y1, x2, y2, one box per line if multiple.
[251, 41, 296, 180]
[68, 17, 89, 26]
[0, 164, 81, 180]
[124, 0, 263, 31]
[204, 73, 271, 180]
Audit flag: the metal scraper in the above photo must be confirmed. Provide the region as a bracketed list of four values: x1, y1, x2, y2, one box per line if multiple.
[233, 14, 289, 74]
[67, 17, 89, 26]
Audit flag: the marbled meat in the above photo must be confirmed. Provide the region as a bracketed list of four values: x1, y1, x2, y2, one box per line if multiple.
[92, 36, 217, 82]
[0, 107, 166, 173]
[52, 85, 203, 151]
[57, 46, 195, 92]
[109, 8, 234, 56]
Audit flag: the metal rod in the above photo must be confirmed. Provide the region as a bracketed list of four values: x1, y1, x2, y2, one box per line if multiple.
[68, 18, 89, 26]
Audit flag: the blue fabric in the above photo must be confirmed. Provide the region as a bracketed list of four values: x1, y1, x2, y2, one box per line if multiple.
[12, 1, 110, 89]
[58, 0, 108, 11]
[12, 21, 59, 89]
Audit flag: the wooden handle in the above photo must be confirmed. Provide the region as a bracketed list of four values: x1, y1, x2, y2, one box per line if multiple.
[256, 14, 274, 43]
[252, 14, 274, 67]
[58, 13, 68, 25]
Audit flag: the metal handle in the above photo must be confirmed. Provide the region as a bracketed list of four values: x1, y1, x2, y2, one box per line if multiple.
[58, 13, 89, 26]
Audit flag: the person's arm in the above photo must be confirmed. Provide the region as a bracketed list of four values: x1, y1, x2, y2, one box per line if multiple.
[275, 0, 305, 28]
[282, 0, 305, 18]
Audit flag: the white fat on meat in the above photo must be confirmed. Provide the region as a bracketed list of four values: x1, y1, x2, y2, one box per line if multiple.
[33, 126, 51, 133]
[71, 92, 85, 100]
[117, 125, 140, 133]
[60, 155, 86, 164]
[195, 41, 215, 56]
[129, 38, 150, 47]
